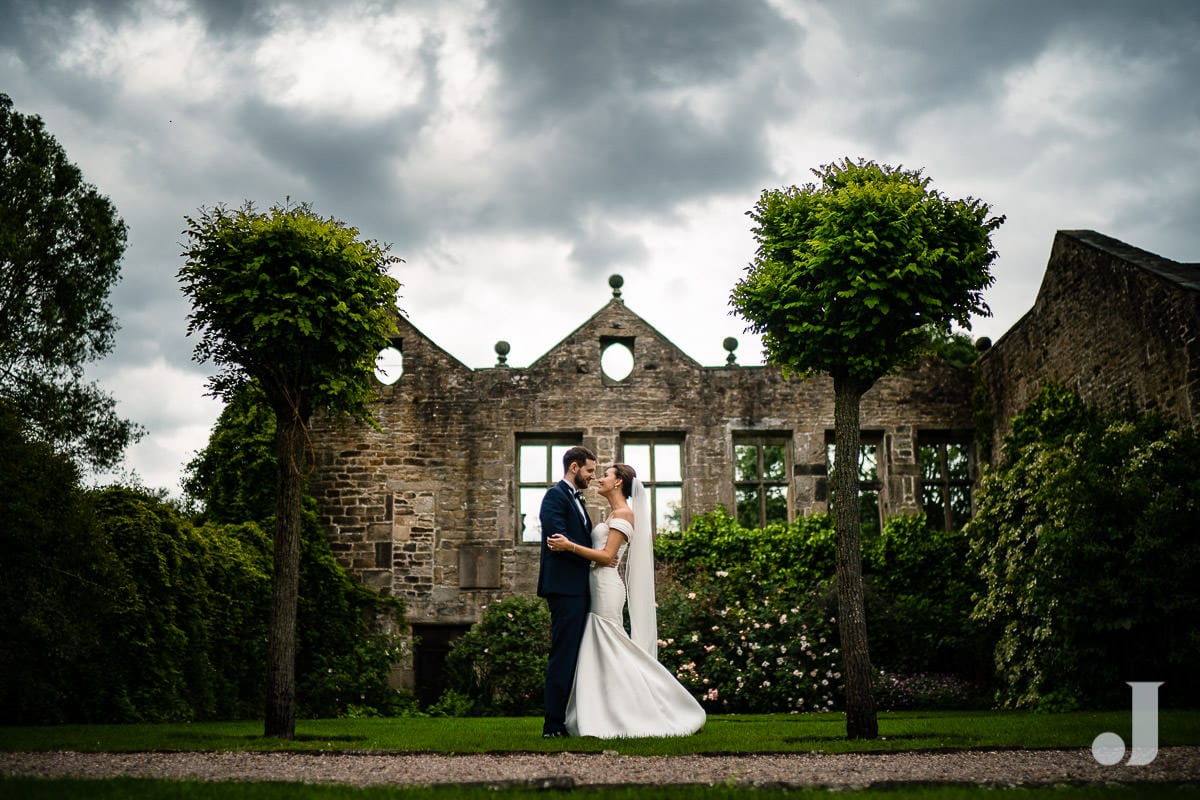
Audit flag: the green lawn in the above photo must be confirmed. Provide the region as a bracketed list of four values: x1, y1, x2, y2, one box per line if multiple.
[2, 777, 1199, 800]
[3, 711, 1200, 755]
[4, 712, 1199, 799]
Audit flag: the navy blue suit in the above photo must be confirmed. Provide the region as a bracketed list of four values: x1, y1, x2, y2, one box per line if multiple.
[536, 479, 593, 736]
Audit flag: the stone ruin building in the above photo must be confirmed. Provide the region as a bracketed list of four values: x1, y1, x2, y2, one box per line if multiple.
[976, 230, 1199, 454]
[308, 229, 1198, 702]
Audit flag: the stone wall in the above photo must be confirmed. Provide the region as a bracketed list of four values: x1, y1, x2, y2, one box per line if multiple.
[309, 286, 977, 692]
[308, 230, 1199, 697]
[977, 230, 1200, 458]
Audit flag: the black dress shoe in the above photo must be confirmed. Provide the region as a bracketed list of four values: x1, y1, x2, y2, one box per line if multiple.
[542, 730, 568, 739]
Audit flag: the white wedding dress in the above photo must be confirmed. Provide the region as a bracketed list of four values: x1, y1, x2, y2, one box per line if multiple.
[564, 517, 706, 738]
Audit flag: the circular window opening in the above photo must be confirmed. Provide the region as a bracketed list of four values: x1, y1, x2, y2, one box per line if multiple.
[374, 346, 404, 385]
[601, 342, 634, 381]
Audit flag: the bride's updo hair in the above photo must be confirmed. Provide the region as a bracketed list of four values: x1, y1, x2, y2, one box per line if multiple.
[611, 463, 636, 499]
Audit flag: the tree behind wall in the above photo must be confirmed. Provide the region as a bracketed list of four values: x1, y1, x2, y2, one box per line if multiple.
[179, 202, 401, 738]
[184, 381, 410, 719]
[0, 93, 141, 470]
[730, 158, 1003, 738]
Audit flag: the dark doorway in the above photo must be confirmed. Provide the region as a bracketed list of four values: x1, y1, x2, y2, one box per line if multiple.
[412, 623, 469, 708]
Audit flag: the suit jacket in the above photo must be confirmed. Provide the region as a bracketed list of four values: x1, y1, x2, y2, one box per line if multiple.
[536, 480, 594, 597]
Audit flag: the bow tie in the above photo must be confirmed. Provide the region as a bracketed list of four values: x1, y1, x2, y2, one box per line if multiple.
[573, 490, 584, 501]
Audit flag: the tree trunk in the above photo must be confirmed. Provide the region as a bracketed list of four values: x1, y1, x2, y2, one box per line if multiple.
[831, 372, 878, 740]
[264, 412, 305, 739]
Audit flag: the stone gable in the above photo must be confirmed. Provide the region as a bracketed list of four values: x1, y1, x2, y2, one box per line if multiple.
[309, 283, 978, 694]
[977, 230, 1200, 457]
[310, 230, 1196, 697]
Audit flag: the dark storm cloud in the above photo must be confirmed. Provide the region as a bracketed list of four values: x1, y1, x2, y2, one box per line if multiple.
[567, 222, 651, 272]
[485, 0, 790, 121]
[0, 0, 138, 55]
[182, 0, 274, 37]
[233, 100, 432, 246]
[824, 0, 1200, 151]
[475, 0, 798, 258]
[479, 91, 772, 225]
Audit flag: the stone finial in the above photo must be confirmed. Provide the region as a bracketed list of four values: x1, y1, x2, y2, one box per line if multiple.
[723, 336, 739, 366]
[975, 336, 992, 352]
[609, 273, 624, 299]
[494, 340, 511, 367]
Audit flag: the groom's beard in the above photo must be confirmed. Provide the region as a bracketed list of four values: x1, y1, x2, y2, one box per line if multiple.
[572, 475, 589, 491]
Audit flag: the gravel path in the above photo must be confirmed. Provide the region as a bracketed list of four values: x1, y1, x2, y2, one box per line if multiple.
[4, 748, 1200, 789]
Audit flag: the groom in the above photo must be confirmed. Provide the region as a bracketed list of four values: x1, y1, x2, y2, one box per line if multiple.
[536, 445, 597, 738]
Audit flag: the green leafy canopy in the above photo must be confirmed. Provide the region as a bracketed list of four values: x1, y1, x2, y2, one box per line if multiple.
[730, 158, 1004, 383]
[0, 93, 141, 470]
[177, 201, 402, 425]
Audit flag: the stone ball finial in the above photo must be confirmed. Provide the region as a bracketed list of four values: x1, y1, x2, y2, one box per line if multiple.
[723, 336, 738, 365]
[608, 274, 624, 298]
[494, 340, 511, 366]
[974, 336, 992, 352]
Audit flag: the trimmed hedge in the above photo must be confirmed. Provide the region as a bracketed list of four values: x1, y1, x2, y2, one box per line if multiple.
[0, 409, 407, 723]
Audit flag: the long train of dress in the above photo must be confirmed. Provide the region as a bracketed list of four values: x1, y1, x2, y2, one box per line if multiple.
[565, 518, 706, 738]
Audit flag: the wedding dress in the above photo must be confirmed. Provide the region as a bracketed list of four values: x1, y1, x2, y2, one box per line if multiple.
[564, 481, 706, 738]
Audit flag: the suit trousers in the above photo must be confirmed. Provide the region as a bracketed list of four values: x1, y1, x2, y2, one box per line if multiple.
[543, 593, 590, 734]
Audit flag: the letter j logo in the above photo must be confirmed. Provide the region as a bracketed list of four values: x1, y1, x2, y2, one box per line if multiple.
[1091, 681, 1164, 766]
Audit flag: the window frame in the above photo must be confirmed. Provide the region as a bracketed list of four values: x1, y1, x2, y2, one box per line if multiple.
[918, 432, 974, 532]
[825, 431, 884, 537]
[618, 433, 685, 535]
[732, 434, 792, 528]
[515, 435, 583, 544]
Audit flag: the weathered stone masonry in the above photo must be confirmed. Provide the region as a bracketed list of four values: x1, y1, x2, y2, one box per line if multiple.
[977, 230, 1200, 457]
[309, 282, 976, 692]
[310, 230, 1198, 696]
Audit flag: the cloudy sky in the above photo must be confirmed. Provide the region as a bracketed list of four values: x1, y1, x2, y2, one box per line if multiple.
[2, 0, 1197, 495]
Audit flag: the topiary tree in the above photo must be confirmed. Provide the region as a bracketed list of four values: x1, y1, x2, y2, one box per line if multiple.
[730, 158, 1003, 738]
[179, 201, 401, 738]
[184, 379, 409, 720]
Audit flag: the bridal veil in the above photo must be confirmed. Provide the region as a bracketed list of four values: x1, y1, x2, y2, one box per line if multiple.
[625, 477, 657, 658]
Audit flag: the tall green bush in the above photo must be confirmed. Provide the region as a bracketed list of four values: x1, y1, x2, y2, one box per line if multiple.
[75, 487, 207, 721]
[0, 466, 272, 723]
[436, 596, 550, 716]
[655, 506, 988, 711]
[863, 514, 987, 680]
[968, 384, 1200, 710]
[186, 518, 273, 719]
[0, 407, 93, 722]
[1, 396, 408, 723]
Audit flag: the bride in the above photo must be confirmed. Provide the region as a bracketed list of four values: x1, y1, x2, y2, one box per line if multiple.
[546, 463, 706, 738]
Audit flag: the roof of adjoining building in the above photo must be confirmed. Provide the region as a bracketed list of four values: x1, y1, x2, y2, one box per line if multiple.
[1060, 229, 1200, 292]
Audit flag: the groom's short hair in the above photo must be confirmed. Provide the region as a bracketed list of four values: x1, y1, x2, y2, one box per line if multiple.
[562, 445, 596, 473]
